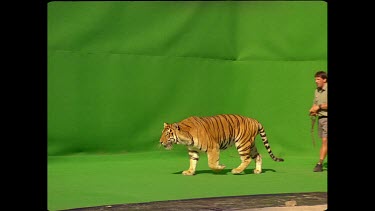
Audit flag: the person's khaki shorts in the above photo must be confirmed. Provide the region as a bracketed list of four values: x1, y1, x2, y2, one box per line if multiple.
[318, 118, 328, 138]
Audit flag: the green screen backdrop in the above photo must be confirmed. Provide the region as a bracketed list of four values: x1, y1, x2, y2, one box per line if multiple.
[48, 1, 327, 156]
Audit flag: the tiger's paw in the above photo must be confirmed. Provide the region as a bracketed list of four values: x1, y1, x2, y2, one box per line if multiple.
[253, 169, 262, 174]
[211, 164, 226, 172]
[182, 170, 195, 176]
[231, 168, 244, 175]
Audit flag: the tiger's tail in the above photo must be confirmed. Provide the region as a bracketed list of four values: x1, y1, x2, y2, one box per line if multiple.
[258, 122, 284, 162]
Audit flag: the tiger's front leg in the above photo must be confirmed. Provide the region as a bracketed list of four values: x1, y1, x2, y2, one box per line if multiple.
[182, 149, 199, 176]
[207, 149, 226, 172]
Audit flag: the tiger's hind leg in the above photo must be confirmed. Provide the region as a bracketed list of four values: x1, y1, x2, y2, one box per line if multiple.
[250, 144, 262, 174]
[232, 138, 255, 174]
[207, 149, 226, 172]
[231, 154, 251, 174]
[253, 154, 262, 174]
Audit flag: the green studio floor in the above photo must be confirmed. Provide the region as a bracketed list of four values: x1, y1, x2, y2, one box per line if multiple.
[47, 148, 327, 211]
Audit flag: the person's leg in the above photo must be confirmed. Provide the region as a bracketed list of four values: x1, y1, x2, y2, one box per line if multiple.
[319, 137, 327, 164]
[314, 118, 327, 172]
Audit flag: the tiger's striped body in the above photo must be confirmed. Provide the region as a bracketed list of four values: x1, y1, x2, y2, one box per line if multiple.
[160, 114, 284, 175]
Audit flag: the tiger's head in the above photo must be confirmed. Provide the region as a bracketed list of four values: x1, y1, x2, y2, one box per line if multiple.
[160, 123, 178, 150]
[160, 122, 193, 150]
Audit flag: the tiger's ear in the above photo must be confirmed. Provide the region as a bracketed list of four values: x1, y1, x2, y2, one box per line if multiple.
[173, 123, 180, 130]
[163, 123, 168, 128]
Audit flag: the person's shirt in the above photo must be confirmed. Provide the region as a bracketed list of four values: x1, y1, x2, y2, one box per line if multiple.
[313, 83, 327, 117]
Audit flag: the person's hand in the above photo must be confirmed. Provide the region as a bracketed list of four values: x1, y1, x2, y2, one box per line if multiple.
[309, 104, 320, 116]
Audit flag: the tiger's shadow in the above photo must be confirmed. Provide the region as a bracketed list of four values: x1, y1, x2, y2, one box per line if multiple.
[173, 169, 277, 175]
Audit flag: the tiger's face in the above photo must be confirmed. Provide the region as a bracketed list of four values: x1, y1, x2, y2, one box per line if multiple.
[160, 123, 177, 150]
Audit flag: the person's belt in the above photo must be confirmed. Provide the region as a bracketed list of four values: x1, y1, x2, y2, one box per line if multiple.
[318, 116, 327, 119]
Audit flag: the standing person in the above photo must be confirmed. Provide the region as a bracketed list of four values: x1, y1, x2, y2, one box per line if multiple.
[309, 71, 328, 172]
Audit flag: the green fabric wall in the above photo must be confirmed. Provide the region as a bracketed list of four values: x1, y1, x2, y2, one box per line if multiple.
[48, 1, 327, 156]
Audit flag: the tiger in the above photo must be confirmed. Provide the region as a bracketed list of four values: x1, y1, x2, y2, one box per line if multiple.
[159, 114, 284, 175]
